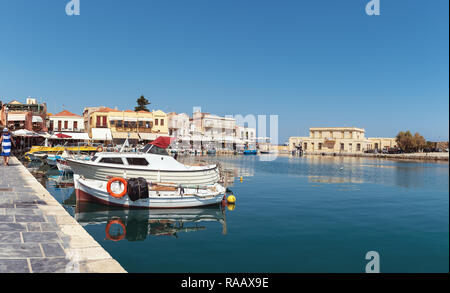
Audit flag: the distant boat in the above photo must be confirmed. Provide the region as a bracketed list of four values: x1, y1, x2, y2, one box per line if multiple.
[25, 145, 98, 156]
[243, 149, 257, 155]
[207, 149, 216, 155]
[259, 150, 277, 154]
[46, 155, 63, 167]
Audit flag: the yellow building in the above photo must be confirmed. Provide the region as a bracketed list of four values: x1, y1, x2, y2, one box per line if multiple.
[84, 107, 168, 143]
[151, 110, 169, 135]
[289, 127, 397, 154]
[367, 137, 398, 151]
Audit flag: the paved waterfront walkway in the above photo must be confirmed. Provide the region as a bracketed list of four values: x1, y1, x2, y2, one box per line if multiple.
[0, 157, 126, 273]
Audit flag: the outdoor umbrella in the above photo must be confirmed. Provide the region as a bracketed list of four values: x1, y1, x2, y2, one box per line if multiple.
[55, 133, 72, 139]
[12, 129, 38, 137]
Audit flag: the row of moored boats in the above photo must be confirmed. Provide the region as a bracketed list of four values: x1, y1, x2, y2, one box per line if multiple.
[26, 137, 235, 209]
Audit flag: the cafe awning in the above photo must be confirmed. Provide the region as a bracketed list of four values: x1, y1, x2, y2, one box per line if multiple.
[91, 128, 112, 141]
[32, 116, 43, 123]
[12, 129, 38, 137]
[8, 114, 26, 121]
[50, 132, 90, 140]
[112, 132, 140, 139]
[138, 133, 158, 141]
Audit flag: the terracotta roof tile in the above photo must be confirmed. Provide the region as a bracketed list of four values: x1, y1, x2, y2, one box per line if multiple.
[96, 107, 120, 113]
[52, 110, 82, 117]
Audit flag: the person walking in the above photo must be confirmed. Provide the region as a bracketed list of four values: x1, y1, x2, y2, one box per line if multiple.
[0, 127, 15, 166]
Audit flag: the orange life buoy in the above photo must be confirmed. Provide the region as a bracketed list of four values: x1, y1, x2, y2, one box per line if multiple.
[105, 219, 126, 241]
[106, 177, 128, 198]
[97, 146, 104, 152]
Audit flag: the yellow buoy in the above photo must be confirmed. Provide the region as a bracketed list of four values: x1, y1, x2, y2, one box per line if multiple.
[227, 203, 236, 211]
[227, 194, 236, 204]
[240, 176, 243, 182]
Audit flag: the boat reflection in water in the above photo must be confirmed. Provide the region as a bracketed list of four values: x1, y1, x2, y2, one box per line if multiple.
[47, 172, 75, 188]
[74, 202, 229, 241]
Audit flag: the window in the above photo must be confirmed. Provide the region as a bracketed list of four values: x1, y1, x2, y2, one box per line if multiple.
[96, 116, 101, 126]
[155, 119, 159, 126]
[58, 121, 62, 130]
[318, 143, 322, 150]
[124, 121, 129, 128]
[117, 120, 123, 127]
[99, 157, 124, 164]
[146, 145, 169, 156]
[160, 119, 164, 126]
[50, 120, 54, 130]
[139, 121, 144, 127]
[102, 116, 107, 126]
[74, 121, 78, 129]
[126, 158, 149, 166]
[142, 144, 151, 153]
[357, 143, 361, 151]
[340, 143, 344, 151]
[64, 121, 68, 129]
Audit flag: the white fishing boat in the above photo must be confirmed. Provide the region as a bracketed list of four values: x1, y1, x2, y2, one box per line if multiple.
[74, 174, 226, 209]
[67, 137, 220, 185]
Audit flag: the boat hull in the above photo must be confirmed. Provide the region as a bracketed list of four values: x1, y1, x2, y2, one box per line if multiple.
[74, 175, 225, 209]
[68, 159, 220, 185]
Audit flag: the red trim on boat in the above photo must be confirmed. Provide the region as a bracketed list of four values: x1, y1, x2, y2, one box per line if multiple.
[75, 188, 221, 209]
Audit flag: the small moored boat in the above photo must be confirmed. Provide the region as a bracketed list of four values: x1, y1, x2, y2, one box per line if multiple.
[74, 174, 226, 209]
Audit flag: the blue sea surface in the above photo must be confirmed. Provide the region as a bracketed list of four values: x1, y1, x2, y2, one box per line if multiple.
[40, 155, 449, 273]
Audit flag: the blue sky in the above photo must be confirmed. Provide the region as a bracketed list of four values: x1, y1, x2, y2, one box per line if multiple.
[0, 0, 448, 142]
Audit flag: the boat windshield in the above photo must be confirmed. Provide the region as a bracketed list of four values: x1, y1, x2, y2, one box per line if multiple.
[142, 144, 169, 156]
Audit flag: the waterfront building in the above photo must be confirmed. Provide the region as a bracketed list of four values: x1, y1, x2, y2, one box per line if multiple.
[0, 98, 48, 132]
[83, 106, 168, 144]
[192, 111, 237, 150]
[168, 112, 190, 138]
[48, 110, 85, 133]
[289, 127, 397, 154]
[151, 110, 169, 137]
[367, 137, 398, 151]
[47, 110, 90, 141]
[236, 125, 256, 149]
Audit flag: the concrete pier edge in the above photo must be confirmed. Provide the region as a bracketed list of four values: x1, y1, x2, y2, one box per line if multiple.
[0, 157, 126, 273]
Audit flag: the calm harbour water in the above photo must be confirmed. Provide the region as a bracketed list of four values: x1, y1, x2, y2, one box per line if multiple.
[28, 155, 449, 273]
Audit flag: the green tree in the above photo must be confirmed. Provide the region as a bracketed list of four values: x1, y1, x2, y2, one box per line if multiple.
[135, 95, 150, 112]
[396, 131, 426, 153]
[412, 132, 426, 151]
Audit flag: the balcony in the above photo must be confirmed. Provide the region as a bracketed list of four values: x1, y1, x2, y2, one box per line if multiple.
[114, 126, 153, 133]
